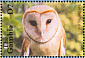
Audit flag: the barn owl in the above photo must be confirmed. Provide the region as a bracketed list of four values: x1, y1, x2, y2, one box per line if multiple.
[21, 5, 66, 56]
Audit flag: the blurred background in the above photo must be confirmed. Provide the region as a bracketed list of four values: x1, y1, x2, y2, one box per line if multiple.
[2, 2, 83, 56]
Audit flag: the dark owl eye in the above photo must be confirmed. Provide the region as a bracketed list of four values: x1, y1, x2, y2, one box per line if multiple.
[46, 19, 51, 24]
[29, 20, 37, 26]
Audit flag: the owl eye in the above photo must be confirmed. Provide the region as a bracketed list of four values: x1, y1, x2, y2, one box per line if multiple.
[46, 19, 51, 24]
[29, 20, 37, 26]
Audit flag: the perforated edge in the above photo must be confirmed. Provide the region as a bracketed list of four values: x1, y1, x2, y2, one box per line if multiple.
[0, 0, 84, 2]
[0, 1, 84, 57]
[0, 2, 2, 57]
[1, 56, 85, 58]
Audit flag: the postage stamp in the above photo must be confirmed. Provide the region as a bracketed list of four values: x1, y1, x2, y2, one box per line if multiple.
[1, 2, 83, 56]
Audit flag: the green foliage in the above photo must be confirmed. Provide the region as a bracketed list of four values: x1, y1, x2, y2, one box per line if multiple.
[2, 2, 83, 56]
[2, 13, 23, 38]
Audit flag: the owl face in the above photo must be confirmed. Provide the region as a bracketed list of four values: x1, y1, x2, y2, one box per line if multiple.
[23, 5, 60, 43]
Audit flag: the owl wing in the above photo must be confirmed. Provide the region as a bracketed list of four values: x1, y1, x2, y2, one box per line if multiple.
[21, 38, 31, 56]
[59, 33, 66, 56]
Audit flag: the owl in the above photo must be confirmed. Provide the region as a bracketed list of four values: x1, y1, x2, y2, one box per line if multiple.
[21, 5, 66, 56]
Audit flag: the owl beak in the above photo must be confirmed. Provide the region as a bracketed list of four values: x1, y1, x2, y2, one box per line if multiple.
[37, 29, 46, 39]
[38, 30, 41, 36]
[37, 29, 45, 38]
[37, 27, 42, 37]
[37, 25, 46, 38]
[38, 31, 44, 39]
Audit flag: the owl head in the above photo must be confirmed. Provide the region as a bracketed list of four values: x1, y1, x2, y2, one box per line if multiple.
[22, 5, 62, 43]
